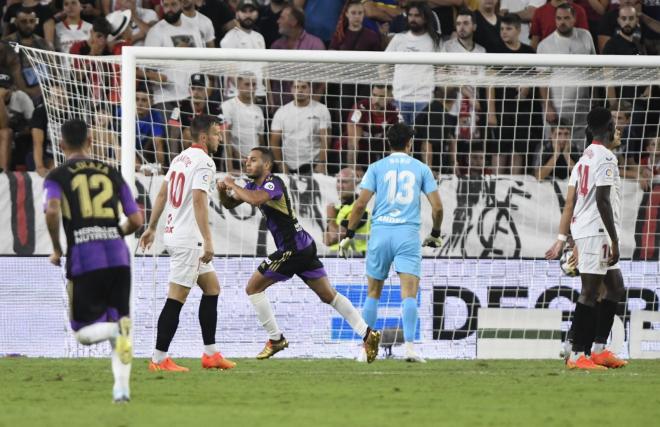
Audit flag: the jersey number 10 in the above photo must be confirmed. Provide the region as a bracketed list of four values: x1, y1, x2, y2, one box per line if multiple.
[169, 171, 186, 208]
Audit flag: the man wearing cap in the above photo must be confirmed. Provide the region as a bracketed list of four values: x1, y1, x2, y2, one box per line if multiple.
[118, 0, 158, 47]
[181, 0, 215, 47]
[180, 73, 222, 142]
[220, 0, 267, 101]
[0, 73, 35, 171]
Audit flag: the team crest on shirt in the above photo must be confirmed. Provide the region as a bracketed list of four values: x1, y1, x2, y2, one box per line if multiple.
[606, 168, 613, 177]
[264, 182, 275, 191]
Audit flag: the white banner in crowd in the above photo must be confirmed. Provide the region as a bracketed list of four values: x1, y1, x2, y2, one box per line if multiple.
[0, 173, 645, 257]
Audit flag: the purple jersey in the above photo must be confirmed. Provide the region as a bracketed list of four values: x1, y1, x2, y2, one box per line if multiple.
[245, 174, 313, 251]
[44, 158, 139, 278]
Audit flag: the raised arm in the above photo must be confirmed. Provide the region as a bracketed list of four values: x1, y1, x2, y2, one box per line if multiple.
[224, 176, 271, 207]
[217, 180, 244, 209]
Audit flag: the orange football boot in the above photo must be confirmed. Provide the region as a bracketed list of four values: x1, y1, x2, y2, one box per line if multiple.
[202, 352, 237, 370]
[566, 354, 608, 371]
[591, 350, 628, 369]
[148, 357, 190, 372]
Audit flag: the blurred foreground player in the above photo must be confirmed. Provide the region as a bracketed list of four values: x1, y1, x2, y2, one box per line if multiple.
[546, 107, 627, 370]
[139, 115, 236, 372]
[44, 119, 143, 402]
[218, 147, 381, 362]
[339, 123, 444, 363]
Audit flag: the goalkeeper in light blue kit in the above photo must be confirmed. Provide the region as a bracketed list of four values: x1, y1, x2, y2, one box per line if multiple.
[339, 123, 444, 362]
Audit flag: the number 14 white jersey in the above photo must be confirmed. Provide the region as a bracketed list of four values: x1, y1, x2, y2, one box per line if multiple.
[568, 142, 622, 240]
[163, 145, 215, 249]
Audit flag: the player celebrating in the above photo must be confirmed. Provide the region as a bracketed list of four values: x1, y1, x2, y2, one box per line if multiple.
[217, 147, 382, 362]
[339, 123, 444, 363]
[44, 119, 143, 402]
[546, 106, 627, 370]
[139, 115, 236, 372]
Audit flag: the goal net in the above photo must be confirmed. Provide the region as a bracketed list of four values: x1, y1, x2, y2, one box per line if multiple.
[10, 45, 660, 359]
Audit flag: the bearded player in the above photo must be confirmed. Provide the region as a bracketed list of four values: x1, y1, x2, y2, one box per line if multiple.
[217, 147, 381, 362]
[546, 107, 627, 370]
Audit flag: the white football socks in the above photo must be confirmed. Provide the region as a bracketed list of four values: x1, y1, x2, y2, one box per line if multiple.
[592, 343, 605, 353]
[152, 350, 168, 364]
[110, 338, 131, 399]
[248, 292, 282, 341]
[204, 344, 218, 356]
[330, 293, 368, 338]
[74, 322, 118, 345]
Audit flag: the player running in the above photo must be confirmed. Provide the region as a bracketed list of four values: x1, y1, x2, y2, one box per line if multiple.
[339, 123, 444, 363]
[139, 115, 236, 372]
[217, 147, 381, 362]
[44, 119, 143, 402]
[545, 106, 627, 370]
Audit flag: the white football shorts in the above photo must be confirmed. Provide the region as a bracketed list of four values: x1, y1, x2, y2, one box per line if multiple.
[574, 235, 620, 275]
[166, 245, 215, 288]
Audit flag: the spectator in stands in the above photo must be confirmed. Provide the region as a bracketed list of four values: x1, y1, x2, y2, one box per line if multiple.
[105, 10, 135, 53]
[55, 0, 93, 53]
[596, 0, 660, 52]
[271, 4, 325, 50]
[537, 3, 595, 146]
[386, 2, 441, 126]
[457, 141, 493, 177]
[330, 0, 382, 51]
[639, 135, 658, 191]
[198, 0, 237, 43]
[475, 0, 506, 52]
[119, 0, 158, 47]
[2, 0, 56, 47]
[182, 0, 216, 47]
[642, 0, 660, 54]
[220, 0, 268, 101]
[443, 8, 496, 153]
[30, 84, 68, 176]
[133, 82, 166, 170]
[270, 80, 331, 174]
[256, 0, 286, 48]
[324, 167, 370, 255]
[603, 6, 647, 56]
[362, 0, 401, 35]
[221, 73, 265, 174]
[415, 86, 459, 175]
[499, 0, 545, 44]
[530, 0, 589, 49]
[493, 13, 536, 174]
[70, 17, 113, 55]
[2, 7, 53, 102]
[613, 107, 646, 184]
[536, 119, 578, 180]
[345, 84, 399, 169]
[0, 73, 34, 172]
[293, 0, 344, 45]
[179, 73, 222, 142]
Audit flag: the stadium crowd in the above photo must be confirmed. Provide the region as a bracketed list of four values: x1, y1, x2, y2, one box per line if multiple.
[0, 0, 659, 186]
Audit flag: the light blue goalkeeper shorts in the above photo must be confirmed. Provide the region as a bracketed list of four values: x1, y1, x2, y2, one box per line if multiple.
[366, 226, 421, 280]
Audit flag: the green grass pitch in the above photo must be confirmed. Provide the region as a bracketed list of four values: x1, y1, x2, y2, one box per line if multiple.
[2, 358, 660, 427]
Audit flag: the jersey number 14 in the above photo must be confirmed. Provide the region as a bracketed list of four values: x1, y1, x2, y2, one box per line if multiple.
[577, 164, 590, 197]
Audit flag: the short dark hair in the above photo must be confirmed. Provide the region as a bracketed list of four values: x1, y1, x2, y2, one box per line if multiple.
[92, 17, 113, 36]
[587, 107, 613, 136]
[250, 146, 275, 169]
[500, 13, 522, 29]
[554, 117, 572, 130]
[17, 6, 37, 17]
[61, 119, 89, 149]
[387, 123, 415, 151]
[556, 2, 575, 16]
[190, 115, 220, 141]
[456, 7, 475, 23]
[136, 81, 150, 94]
[286, 6, 305, 28]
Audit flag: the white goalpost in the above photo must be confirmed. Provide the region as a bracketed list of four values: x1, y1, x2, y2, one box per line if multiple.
[9, 45, 660, 360]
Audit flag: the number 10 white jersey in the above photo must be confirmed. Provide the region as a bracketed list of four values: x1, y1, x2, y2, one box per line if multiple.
[568, 142, 622, 240]
[163, 145, 215, 249]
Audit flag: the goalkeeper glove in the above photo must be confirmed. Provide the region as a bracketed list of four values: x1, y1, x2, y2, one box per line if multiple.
[338, 229, 356, 259]
[422, 229, 442, 248]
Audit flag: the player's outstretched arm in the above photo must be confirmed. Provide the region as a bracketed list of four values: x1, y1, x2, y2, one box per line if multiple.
[217, 180, 243, 209]
[545, 185, 576, 260]
[339, 189, 373, 258]
[139, 181, 167, 250]
[193, 189, 214, 264]
[596, 185, 620, 266]
[422, 190, 444, 248]
[45, 198, 63, 266]
[224, 176, 271, 207]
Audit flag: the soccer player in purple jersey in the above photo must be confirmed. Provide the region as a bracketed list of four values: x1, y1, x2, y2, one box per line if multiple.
[218, 147, 381, 362]
[44, 119, 143, 402]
